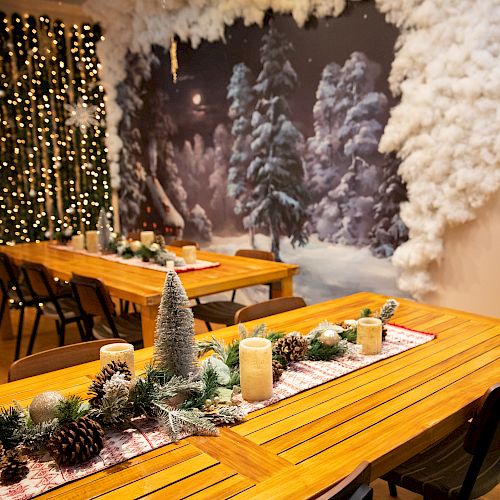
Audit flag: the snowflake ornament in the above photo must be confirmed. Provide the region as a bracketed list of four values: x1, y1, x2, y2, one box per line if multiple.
[65, 98, 100, 131]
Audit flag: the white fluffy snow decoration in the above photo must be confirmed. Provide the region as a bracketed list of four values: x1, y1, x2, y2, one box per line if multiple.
[376, 0, 500, 297]
[82, 0, 500, 297]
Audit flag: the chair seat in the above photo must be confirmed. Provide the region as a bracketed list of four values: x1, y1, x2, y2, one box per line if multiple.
[382, 423, 500, 499]
[93, 313, 143, 347]
[42, 298, 81, 320]
[192, 301, 245, 326]
[8, 284, 34, 306]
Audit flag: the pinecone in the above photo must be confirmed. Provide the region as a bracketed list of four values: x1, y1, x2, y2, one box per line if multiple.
[47, 416, 105, 466]
[89, 360, 131, 406]
[155, 234, 166, 248]
[382, 325, 388, 341]
[272, 360, 284, 383]
[0, 449, 29, 485]
[274, 333, 309, 363]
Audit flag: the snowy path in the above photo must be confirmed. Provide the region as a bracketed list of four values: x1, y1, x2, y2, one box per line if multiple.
[204, 233, 406, 306]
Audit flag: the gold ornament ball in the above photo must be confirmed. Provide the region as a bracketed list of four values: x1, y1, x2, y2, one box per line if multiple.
[29, 391, 64, 424]
[319, 329, 342, 346]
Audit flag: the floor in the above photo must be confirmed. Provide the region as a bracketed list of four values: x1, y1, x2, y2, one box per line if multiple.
[0, 308, 498, 500]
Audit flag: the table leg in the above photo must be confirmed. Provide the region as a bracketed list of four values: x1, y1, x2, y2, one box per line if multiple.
[0, 307, 14, 341]
[141, 304, 158, 348]
[271, 275, 294, 299]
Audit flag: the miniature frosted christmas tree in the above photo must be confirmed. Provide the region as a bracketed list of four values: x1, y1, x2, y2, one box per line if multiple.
[153, 270, 198, 378]
[97, 208, 112, 251]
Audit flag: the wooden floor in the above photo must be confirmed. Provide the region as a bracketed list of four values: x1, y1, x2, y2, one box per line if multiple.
[0, 307, 498, 500]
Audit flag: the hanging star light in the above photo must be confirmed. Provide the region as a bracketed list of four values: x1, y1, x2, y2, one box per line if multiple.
[64, 98, 100, 131]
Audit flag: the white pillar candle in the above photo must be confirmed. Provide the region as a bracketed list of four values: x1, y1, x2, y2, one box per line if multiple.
[71, 234, 84, 251]
[357, 317, 382, 355]
[140, 231, 155, 246]
[100, 343, 135, 378]
[86, 230, 100, 253]
[239, 337, 273, 402]
[166, 260, 175, 270]
[182, 245, 197, 265]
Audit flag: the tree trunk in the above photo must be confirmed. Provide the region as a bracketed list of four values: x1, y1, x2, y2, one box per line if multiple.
[269, 215, 282, 262]
[249, 226, 256, 249]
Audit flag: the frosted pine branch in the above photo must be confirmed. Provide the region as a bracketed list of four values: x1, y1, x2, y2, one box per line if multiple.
[379, 299, 399, 324]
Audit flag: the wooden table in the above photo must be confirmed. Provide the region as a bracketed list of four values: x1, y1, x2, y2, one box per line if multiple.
[0, 241, 298, 346]
[1, 292, 498, 499]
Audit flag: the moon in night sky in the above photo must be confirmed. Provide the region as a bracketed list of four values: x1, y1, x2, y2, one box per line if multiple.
[192, 93, 202, 105]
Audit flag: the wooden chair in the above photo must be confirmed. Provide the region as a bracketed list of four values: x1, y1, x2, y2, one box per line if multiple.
[8, 338, 127, 381]
[234, 296, 307, 323]
[21, 262, 86, 355]
[383, 383, 500, 500]
[0, 252, 37, 360]
[169, 239, 200, 249]
[192, 249, 275, 330]
[314, 461, 373, 500]
[70, 274, 143, 348]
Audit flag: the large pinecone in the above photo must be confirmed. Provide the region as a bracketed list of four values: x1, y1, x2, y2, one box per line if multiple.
[272, 360, 284, 383]
[274, 333, 309, 363]
[89, 360, 131, 406]
[47, 416, 105, 466]
[0, 449, 29, 485]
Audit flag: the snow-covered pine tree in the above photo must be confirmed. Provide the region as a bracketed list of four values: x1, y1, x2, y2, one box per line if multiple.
[227, 63, 255, 222]
[247, 25, 309, 260]
[370, 153, 408, 257]
[209, 124, 233, 230]
[117, 52, 154, 234]
[97, 208, 112, 251]
[309, 52, 389, 246]
[154, 270, 198, 378]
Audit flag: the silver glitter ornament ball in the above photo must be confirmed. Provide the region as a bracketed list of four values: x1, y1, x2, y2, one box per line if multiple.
[29, 391, 64, 424]
[319, 329, 342, 346]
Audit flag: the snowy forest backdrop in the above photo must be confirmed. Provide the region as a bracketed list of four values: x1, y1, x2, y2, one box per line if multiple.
[117, 3, 409, 302]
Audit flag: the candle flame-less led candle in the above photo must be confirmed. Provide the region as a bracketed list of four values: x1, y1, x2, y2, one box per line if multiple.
[140, 231, 155, 246]
[71, 234, 84, 251]
[182, 245, 197, 265]
[357, 317, 382, 355]
[239, 337, 273, 402]
[166, 260, 175, 271]
[100, 343, 135, 378]
[86, 230, 99, 253]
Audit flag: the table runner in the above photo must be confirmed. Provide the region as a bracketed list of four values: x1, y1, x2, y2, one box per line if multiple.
[0, 324, 434, 499]
[50, 244, 221, 273]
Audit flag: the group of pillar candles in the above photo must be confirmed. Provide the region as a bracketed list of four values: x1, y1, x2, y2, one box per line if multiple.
[69, 230, 198, 265]
[101, 318, 384, 403]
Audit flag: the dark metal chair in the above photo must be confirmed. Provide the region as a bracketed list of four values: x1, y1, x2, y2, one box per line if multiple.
[21, 262, 86, 355]
[192, 249, 275, 331]
[383, 383, 500, 500]
[0, 253, 37, 360]
[70, 274, 143, 348]
[313, 461, 373, 500]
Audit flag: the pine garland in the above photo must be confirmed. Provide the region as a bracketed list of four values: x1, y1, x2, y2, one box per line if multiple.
[55, 395, 89, 426]
[0, 407, 23, 450]
[155, 407, 218, 442]
[379, 299, 399, 323]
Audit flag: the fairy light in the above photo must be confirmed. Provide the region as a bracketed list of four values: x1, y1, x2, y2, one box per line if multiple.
[0, 13, 111, 244]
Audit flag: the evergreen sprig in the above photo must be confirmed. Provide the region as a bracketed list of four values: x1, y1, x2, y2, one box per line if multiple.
[17, 419, 60, 452]
[182, 366, 219, 410]
[306, 338, 349, 361]
[205, 406, 246, 426]
[55, 395, 89, 426]
[359, 307, 372, 318]
[341, 327, 357, 343]
[155, 407, 218, 442]
[0, 407, 24, 450]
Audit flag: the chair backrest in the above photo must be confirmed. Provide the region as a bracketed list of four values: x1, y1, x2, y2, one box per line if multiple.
[70, 274, 116, 318]
[234, 296, 307, 324]
[235, 249, 275, 261]
[8, 339, 127, 381]
[169, 239, 200, 249]
[0, 252, 18, 288]
[464, 383, 500, 455]
[21, 262, 57, 299]
[314, 461, 372, 500]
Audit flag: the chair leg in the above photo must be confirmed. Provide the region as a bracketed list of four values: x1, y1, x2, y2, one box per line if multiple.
[14, 307, 25, 361]
[26, 309, 41, 356]
[205, 321, 212, 332]
[0, 295, 7, 324]
[76, 319, 86, 342]
[388, 482, 398, 498]
[57, 321, 66, 347]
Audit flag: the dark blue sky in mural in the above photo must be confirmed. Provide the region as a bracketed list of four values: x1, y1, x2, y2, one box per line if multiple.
[146, 1, 398, 147]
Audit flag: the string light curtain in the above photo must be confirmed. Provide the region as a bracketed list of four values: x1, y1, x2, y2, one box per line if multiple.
[0, 12, 111, 245]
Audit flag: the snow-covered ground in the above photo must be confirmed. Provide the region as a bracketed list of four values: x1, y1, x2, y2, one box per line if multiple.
[204, 233, 407, 306]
